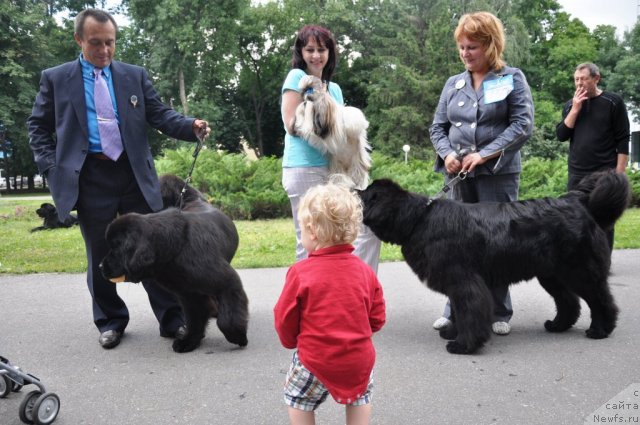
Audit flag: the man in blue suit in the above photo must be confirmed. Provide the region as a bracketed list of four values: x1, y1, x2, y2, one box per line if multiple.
[28, 8, 210, 349]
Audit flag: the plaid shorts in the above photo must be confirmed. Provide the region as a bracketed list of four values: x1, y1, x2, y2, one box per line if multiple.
[283, 351, 373, 411]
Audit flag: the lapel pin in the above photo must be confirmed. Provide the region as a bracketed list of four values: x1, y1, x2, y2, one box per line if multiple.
[455, 79, 466, 89]
[130, 95, 138, 108]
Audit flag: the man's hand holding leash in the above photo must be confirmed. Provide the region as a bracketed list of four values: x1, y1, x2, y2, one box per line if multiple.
[192, 119, 210, 139]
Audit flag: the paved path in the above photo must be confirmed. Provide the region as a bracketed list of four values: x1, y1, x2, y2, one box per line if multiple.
[0, 195, 52, 201]
[1, 251, 639, 424]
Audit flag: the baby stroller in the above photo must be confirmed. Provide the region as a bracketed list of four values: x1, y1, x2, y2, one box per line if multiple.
[0, 356, 60, 424]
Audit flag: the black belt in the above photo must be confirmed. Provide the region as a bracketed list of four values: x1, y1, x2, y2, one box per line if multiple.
[88, 152, 126, 161]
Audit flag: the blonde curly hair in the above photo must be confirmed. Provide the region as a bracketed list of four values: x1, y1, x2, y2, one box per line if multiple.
[297, 177, 362, 246]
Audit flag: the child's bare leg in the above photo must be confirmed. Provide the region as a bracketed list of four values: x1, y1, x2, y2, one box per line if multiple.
[346, 404, 371, 425]
[288, 407, 315, 425]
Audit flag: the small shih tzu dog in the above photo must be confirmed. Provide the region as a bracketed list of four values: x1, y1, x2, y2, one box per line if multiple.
[293, 75, 372, 189]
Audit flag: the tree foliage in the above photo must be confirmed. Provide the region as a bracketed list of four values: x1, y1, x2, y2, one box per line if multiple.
[0, 0, 61, 189]
[608, 24, 640, 123]
[2, 0, 638, 188]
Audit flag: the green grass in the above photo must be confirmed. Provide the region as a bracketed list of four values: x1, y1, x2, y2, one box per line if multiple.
[615, 208, 640, 249]
[0, 198, 637, 274]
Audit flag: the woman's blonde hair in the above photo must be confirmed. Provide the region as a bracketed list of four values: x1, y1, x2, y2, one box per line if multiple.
[297, 178, 362, 245]
[454, 11, 506, 71]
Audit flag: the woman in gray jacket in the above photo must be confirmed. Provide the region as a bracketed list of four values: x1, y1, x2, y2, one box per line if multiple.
[429, 11, 534, 336]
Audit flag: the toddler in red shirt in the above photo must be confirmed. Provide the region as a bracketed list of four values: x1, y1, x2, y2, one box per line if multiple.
[274, 179, 386, 425]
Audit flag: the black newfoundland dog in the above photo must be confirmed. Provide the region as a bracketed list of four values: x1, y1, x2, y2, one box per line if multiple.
[30, 202, 78, 232]
[100, 174, 249, 353]
[359, 171, 630, 355]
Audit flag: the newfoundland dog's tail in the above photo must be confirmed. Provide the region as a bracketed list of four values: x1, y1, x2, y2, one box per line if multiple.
[574, 170, 631, 230]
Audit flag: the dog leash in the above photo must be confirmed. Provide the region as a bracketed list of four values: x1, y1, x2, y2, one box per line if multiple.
[426, 148, 472, 206]
[178, 128, 207, 210]
[426, 170, 468, 206]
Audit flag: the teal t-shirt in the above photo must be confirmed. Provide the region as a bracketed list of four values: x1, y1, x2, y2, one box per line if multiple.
[281, 68, 344, 168]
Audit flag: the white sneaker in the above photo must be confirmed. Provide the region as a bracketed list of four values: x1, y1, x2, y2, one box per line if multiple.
[432, 317, 451, 330]
[492, 321, 511, 335]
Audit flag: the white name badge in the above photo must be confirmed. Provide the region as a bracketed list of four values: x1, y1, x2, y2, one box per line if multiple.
[483, 75, 514, 104]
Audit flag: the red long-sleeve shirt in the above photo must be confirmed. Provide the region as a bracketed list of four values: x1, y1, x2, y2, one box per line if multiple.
[274, 244, 386, 403]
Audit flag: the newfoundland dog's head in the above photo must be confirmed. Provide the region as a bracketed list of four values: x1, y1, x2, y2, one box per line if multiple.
[100, 214, 159, 283]
[36, 202, 57, 220]
[159, 174, 207, 209]
[359, 179, 432, 245]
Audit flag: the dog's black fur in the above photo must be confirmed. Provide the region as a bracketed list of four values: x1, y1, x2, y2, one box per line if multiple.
[100, 174, 249, 353]
[30, 202, 78, 232]
[359, 170, 630, 354]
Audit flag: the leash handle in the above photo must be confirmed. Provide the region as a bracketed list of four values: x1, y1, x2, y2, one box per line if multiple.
[430, 170, 469, 202]
[177, 126, 208, 209]
[454, 146, 475, 161]
[193, 126, 207, 158]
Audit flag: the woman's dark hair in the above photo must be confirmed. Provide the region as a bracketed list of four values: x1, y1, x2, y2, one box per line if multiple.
[291, 25, 338, 82]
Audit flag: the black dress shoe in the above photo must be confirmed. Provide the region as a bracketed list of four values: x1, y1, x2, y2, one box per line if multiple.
[161, 325, 187, 339]
[99, 330, 123, 349]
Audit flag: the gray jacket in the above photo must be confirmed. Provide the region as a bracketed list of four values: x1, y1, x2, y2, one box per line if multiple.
[429, 66, 534, 176]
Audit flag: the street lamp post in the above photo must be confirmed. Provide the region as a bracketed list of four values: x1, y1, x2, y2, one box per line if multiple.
[0, 122, 11, 192]
[0, 121, 5, 188]
[402, 144, 411, 164]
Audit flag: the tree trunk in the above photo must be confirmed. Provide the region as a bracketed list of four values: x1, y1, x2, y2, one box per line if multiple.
[179, 67, 189, 115]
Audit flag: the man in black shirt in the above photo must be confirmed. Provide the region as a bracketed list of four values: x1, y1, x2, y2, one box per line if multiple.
[556, 62, 630, 249]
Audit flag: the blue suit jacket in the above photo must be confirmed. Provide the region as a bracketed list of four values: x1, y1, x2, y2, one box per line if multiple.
[28, 58, 197, 220]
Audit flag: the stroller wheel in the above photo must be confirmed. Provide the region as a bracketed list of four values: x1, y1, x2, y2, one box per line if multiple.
[32, 392, 60, 425]
[19, 390, 41, 424]
[0, 374, 11, 398]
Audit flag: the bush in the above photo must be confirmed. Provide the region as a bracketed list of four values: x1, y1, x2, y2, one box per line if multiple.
[627, 168, 640, 207]
[369, 152, 443, 195]
[156, 148, 289, 219]
[371, 152, 570, 200]
[155, 148, 640, 219]
[519, 156, 568, 199]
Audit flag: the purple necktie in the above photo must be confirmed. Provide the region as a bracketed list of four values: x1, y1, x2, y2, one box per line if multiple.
[94, 67, 123, 161]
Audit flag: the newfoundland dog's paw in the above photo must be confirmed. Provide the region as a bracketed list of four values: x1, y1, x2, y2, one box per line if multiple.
[224, 332, 248, 347]
[172, 338, 201, 353]
[544, 319, 572, 333]
[585, 327, 608, 339]
[445, 340, 472, 355]
[439, 322, 458, 340]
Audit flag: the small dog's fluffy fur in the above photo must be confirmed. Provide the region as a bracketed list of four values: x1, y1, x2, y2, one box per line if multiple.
[293, 75, 371, 189]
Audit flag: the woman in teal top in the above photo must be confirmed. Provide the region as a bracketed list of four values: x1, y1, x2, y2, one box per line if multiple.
[281, 25, 380, 271]
[281, 68, 343, 168]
